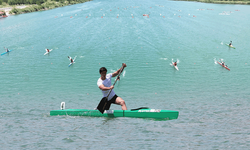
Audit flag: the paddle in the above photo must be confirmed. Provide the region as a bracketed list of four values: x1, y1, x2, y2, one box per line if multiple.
[97, 65, 125, 114]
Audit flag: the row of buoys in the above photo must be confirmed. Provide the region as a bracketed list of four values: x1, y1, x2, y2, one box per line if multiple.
[54, 7, 241, 19]
[95, 6, 239, 12]
[55, 14, 199, 18]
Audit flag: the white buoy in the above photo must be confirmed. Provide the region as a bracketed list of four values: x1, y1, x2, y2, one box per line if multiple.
[61, 102, 65, 110]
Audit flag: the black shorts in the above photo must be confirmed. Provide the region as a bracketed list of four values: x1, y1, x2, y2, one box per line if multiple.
[105, 94, 118, 110]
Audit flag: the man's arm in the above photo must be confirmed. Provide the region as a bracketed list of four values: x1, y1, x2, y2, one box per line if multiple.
[99, 84, 114, 91]
[112, 63, 126, 77]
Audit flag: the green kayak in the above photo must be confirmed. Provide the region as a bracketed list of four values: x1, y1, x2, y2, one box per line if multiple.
[50, 107, 179, 120]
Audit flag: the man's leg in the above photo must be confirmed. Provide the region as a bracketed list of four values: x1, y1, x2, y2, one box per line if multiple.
[115, 97, 127, 110]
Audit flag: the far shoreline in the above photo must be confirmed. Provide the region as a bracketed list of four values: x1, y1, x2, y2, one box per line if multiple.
[0, 0, 91, 17]
[174, 0, 250, 5]
[1, 0, 249, 18]
[0, 5, 27, 16]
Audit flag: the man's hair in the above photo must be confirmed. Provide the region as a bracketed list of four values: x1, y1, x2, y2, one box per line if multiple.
[99, 67, 107, 74]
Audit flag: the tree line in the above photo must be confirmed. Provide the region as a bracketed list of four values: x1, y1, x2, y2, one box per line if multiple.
[175, 0, 250, 4]
[1, 0, 90, 5]
[1, 0, 46, 5]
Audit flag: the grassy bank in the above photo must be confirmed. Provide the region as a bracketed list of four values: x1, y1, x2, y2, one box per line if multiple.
[175, 0, 250, 5]
[0, 0, 91, 15]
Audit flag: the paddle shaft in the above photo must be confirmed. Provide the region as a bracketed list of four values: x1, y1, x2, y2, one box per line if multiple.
[105, 65, 124, 98]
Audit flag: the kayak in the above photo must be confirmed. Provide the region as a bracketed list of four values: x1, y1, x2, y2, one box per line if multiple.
[217, 61, 230, 71]
[50, 107, 179, 120]
[68, 61, 74, 67]
[225, 44, 236, 49]
[172, 62, 179, 70]
[68, 56, 77, 67]
[44, 49, 53, 55]
[1, 50, 12, 56]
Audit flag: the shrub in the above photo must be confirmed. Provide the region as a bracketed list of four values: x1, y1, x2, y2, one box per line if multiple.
[38, 5, 45, 9]
[10, 7, 21, 14]
[33, 5, 39, 11]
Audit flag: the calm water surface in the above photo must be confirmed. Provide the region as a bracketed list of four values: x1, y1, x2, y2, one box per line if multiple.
[0, 0, 250, 149]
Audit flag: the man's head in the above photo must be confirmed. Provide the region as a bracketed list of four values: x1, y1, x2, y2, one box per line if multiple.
[99, 67, 107, 74]
[99, 67, 107, 78]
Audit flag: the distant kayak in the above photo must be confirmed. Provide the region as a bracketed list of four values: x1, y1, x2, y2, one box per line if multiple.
[225, 44, 235, 49]
[68, 56, 77, 67]
[217, 61, 230, 71]
[68, 61, 74, 67]
[1, 50, 12, 56]
[44, 49, 53, 55]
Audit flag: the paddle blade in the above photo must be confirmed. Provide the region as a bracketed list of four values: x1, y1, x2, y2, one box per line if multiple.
[97, 97, 109, 114]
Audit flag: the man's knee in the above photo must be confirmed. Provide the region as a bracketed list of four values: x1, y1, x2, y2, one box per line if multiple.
[120, 100, 126, 106]
[116, 97, 125, 105]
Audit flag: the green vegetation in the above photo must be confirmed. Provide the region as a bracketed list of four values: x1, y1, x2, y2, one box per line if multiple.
[0, 10, 7, 16]
[0, 0, 91, 15]
[175, 0, 250, 5]
[1, 0, 90, 5]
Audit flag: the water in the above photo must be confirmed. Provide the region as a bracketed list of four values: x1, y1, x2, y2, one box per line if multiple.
[1, 0, 250, 149]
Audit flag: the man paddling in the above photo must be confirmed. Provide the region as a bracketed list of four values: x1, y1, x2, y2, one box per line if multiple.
[46, 49, 50, 53]
[4, 47, 9, 52]
[97, 63, 127, 110]
[229, 41, 233, 47]
[220, 61, 228, 67]
[221, 60, 225, 66]
[173, 61, 177, 67]
[68, 56, 74, 63]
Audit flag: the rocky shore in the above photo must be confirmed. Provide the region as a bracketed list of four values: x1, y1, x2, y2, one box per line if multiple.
[0, 5, 27, 16]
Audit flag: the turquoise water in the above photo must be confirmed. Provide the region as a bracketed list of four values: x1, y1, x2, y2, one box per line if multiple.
[1, 0, 250, 149]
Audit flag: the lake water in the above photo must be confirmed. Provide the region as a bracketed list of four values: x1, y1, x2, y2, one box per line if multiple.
[1, 0, 250, 149]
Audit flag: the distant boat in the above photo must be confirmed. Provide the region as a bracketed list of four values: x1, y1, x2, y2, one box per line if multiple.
[0, 11, 8, 18]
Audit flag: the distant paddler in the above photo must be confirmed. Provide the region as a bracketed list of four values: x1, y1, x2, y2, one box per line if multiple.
[218, 59, 230, 71]
[221, 61, 228, 68]
[143, 13, 150, 17]
[4, 47, 9, 52]
[229, 41, 233, 47]
[220, 59, 225, 65]
[226, 41, 235, 49]
[171, 60, 179, 70]
[44, 48, 53, 55]
[68, 56, 76, 67]
[68, 56, 74, 63]
[1, 47, 12, 56]
[173, 61, 177, 67]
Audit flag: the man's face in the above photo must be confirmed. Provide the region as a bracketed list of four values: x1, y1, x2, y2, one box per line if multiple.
[100, 71, 107, 77]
